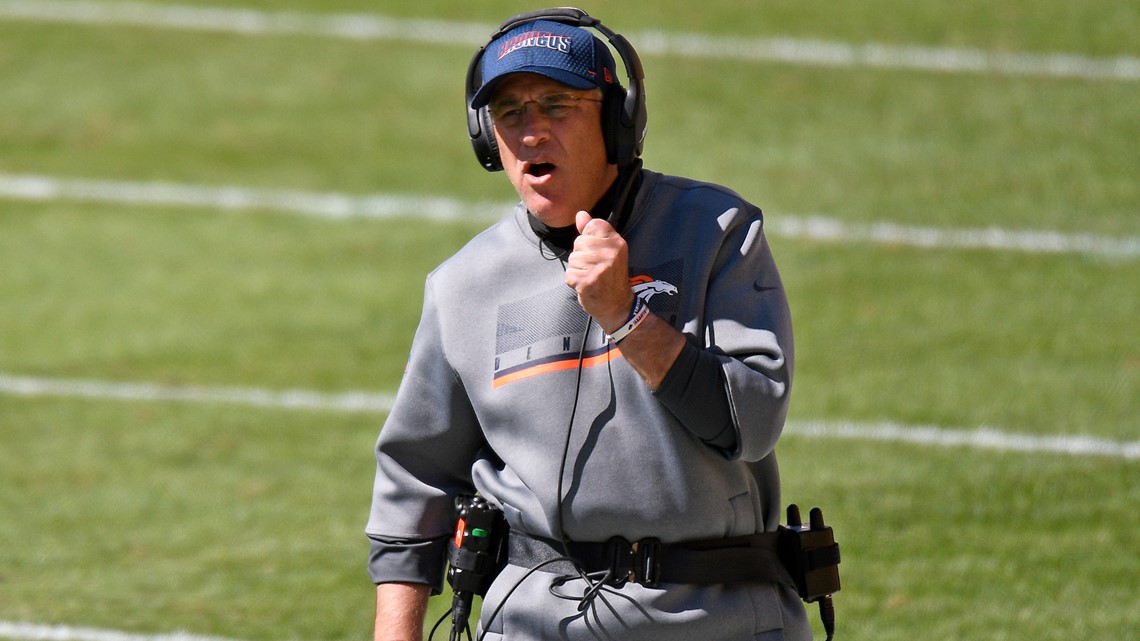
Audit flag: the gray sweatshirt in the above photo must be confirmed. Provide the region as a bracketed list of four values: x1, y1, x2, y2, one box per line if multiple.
[366, 170, 806, 640]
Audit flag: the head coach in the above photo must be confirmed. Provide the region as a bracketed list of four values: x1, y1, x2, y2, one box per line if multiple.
[366, 8, 808, 640]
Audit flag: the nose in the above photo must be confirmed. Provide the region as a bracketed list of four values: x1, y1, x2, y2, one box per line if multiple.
[519, 107, 552, 147]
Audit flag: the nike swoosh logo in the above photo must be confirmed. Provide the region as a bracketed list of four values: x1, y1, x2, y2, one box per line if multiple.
[753, 282, 779, 293]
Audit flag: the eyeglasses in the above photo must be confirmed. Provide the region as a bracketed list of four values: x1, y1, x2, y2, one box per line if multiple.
[488, 93, 603, 128]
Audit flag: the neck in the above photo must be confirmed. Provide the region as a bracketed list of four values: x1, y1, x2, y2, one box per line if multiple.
[528, 166, 642, 252]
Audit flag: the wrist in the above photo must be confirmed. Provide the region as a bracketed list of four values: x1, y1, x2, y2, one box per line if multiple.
[605, 295, 650, 344]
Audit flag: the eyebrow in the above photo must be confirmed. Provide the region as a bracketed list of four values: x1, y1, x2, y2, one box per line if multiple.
[491, 91, 580, 105]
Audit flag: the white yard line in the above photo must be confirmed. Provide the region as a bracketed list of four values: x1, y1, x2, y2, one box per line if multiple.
[0, 172, 504, 222]
[792, 420, 1140, 460]
[0, 0, 1136, 81]
[764, 215, 1140, 259]
[0, 373, 395, 413]
[632, 32, 1140, 81]
[0, 622, 244, 641]
[2, 373, 1136, 460]
[2, 173, 1136, 258]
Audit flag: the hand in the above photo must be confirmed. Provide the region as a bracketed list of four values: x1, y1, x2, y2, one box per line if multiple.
[565, 211, 634, 332]
[565, 212, 686, 389]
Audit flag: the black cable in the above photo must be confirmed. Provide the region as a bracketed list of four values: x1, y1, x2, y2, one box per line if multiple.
[429, 600, 475, 641]
[551, 569, 617, 612]
[474, 556, 588, 641]
[548, 168, 642, 610]
[428, 609, 451, 641]
[463, 194, 638, 636]
[457, 314, 603, 641]
[553, 318, 593, 556]
[551, 317, 619, 615]
[449, 591, 475, 641]
[820, 596, 836, 641]
[550, 160, 642, 556]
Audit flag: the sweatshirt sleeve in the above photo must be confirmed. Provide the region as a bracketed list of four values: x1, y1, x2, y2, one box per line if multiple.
[366, 534, 450, 593]
[653, 341, 737, 452]
[704, 206, 794, 462]
[364, 278, 485, 586]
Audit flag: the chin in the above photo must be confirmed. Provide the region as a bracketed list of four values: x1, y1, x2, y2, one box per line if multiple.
[523, 197, 575, 227]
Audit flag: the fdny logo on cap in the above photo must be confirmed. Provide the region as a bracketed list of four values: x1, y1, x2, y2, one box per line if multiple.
[497, 30, 573, 60]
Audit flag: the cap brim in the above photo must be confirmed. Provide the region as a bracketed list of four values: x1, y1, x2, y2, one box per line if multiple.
[471, 67, 598, 109]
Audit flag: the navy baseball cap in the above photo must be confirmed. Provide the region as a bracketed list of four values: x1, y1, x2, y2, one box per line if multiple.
[471, 20, 619, 109]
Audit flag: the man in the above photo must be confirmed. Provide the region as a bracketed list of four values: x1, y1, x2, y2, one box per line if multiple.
[367, 10, 810, 641]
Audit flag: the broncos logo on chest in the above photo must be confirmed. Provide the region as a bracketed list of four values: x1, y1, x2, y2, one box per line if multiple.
[630, 274, 678, 302]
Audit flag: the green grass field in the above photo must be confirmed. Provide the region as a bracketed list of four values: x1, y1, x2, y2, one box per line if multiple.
[1, 1, 1136, 640]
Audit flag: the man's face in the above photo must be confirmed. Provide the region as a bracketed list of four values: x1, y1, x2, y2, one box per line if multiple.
[490, 74, 619, 228]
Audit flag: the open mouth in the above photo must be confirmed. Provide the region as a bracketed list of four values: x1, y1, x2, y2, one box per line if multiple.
[526, 163, 556, 178]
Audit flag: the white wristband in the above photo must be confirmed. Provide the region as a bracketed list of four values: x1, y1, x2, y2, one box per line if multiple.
[606, 295, 650, 344]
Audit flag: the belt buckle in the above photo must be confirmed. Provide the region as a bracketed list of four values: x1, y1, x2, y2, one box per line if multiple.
[606, 537, 661, 588]
[605, 537, 633, 587]
[635, 538, 661, 588]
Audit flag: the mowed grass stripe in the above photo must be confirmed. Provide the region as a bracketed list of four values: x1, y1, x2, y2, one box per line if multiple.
[0, 0, 1136, 81]
[3, 373, 1136, 460]
[2, 173, 1135, 258]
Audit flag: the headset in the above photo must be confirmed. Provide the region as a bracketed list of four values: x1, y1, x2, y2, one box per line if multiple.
[465, 7, 647, 172]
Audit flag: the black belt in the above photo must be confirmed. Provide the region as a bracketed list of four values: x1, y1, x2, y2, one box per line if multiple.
[508, 531, 796, 589]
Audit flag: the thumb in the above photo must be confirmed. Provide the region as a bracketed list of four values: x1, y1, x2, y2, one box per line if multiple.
[575, 210, 592, 235]
[576, 211, 619, 238]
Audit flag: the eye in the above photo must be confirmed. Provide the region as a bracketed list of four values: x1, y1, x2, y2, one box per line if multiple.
[537, 95, 576, 119]
[490, 101, 525, 124]
[540, 102, 574, 119]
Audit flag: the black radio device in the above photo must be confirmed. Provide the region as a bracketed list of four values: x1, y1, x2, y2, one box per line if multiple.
[444, 495, 508, 641]
[781, 504, 842, 640]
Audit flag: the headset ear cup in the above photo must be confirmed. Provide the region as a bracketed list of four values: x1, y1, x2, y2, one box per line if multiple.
[465, 42, 502, 173]
[602, 85, 632, 166]
[480, 107, 502, 172]
[469, 105, 503, 172]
